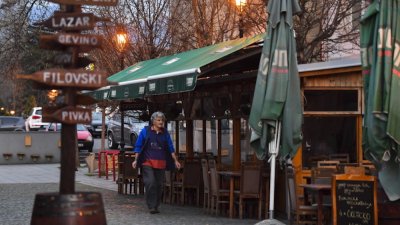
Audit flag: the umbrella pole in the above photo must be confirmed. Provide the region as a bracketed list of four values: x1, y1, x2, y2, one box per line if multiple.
[269, 153, 277, 219]
[268, 121, 281, 219]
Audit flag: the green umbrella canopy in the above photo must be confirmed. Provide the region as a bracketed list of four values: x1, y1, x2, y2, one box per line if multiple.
[249, 0, 302, 161]
[361, 0, 400, 201]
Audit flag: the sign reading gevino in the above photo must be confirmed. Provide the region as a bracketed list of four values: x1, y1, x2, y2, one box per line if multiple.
[40, 33, 103, 48]
[48, 0, 118, 6]
[332, 174, 377, 225]
[17, 69, 107, 89]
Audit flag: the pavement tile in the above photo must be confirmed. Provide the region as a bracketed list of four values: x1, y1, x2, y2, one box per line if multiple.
[0, 164, 280, 225]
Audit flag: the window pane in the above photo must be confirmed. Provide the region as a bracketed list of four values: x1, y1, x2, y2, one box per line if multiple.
[302, 116, 357, 169]
[304, 90, 358, 111]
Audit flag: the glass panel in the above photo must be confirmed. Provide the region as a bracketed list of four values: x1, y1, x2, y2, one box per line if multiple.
[302, 116, 357, 169]
[220, 119, 233, 167]
[167, 121, 176, 150]
[178, 121, 186, 156]
[193, 120, 203, 153]
[206, 120, 218, 156]
[240, 118, 254, 162]
[304, 90, 358, 111]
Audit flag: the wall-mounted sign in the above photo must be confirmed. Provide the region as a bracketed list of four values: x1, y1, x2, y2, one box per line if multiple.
[35, 12, 109, 31]
[17, 68, 108, 89]
[48, 0, 118, 6]
[40, 33, 103, 48]
[43, 106, 92, 124]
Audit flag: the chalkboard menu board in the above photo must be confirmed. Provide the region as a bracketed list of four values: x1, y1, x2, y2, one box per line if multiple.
[332, 174, 377, 225]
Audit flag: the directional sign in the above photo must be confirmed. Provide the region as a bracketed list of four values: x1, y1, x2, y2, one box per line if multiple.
[53, 53, 94, 67]
[35, 12, 109, 31]
[76, 93, 98, 105]
[43, 106, 92, 124]
[40, 33, 103, 48]
[17, 68, 108, 90]
[48, 0, 118, 6]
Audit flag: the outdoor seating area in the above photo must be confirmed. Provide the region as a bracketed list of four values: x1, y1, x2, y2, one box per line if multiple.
[98, 150, 272, 220]
[291, 161, 377, 225]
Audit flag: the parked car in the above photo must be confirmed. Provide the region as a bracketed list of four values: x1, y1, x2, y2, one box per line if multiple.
[46, 123, 94, 152]
[0, 116, 26, 131]
[107, 112, 147, 149]
[86, 111, 109, 138]
[25, 107, 49, 131]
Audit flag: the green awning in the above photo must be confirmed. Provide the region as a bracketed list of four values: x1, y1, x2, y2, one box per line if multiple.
[99, 33, 264, 100]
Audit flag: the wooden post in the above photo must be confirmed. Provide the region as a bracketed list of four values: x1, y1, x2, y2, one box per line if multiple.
[217, 119, 222, 165]
[202, 120, 207, 153]
[59, 89, 77, 194]
[186, 120, 194, 158]
[175, 121, 180, 154]
[232, 118, 241, 171]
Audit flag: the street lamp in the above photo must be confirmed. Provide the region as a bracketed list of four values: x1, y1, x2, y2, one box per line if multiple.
[115, 30, 128, 70]
[235, 0, 246, 38]
[114, 27, 128, 152]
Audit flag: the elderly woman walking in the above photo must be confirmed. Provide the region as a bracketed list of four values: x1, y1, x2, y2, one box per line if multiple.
[132, 111, 181, 214]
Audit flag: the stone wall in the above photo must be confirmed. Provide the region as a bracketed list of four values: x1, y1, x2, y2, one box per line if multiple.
[0, 131, 61, 164]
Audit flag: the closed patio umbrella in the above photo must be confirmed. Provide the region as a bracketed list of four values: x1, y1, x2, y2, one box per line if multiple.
[361, 0, 400, 201]
[249, 0, 302, 222]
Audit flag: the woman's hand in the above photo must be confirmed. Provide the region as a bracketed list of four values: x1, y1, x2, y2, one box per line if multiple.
[175, 160, 181, 169]
[132, 160, 137, 169]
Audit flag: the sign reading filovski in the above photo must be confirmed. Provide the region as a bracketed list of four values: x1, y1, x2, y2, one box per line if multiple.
[17, 69, 108, 89]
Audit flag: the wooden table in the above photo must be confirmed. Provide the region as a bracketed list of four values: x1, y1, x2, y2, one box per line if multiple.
[217, 170, 270, 219]
[217, 170, 240, 218]
[98, 150, 120, 180]
[299, 183, 332, 225]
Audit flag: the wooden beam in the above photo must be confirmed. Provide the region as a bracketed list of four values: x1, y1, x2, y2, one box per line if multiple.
[217, 120, 222, 165]
[175, 121, 180, 154]
[202, 120, 207, 153]
[233, 118, 241, 171]
[186, 120, 194, 158]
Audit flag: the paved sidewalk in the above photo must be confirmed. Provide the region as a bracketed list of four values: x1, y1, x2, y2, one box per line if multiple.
[0, 164, 274, 225]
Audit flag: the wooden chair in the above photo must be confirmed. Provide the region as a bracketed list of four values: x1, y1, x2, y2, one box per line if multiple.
[163, 170, 173, 203]
[201, 158, 211, 212]
[328, 153, 350, 163]
[360, 160, 377, 176]
[173, 159, 202, 205]
[317, 160, 340, 169]
[117, 152, 141, 195]
[286, 165, 317, 225]
[344, 166, 365, 175]
[234, 163, 263, 219]
[208, 159, 230, 216]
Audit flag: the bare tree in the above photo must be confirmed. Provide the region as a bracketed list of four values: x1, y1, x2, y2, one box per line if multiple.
[0, 0, 366, 115]
[295, 0, 363, 63]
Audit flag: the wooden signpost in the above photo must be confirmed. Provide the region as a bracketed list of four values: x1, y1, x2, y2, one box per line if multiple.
[20, 1, 115, 223]
[40, 33, 103, 48]
[53, 53, 94, 67]
[35, 12, 109, 31]
[43, 106, 92, 124]
[332, 174, 378, 225]
[17, 69, 107, 89]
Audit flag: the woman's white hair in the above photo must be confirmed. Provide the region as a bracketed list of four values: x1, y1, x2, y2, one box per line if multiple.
[150, 111, 166, 124]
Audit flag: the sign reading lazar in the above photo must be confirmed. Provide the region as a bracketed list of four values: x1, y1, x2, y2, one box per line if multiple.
[17, 69, 107, 89]
[36, 12, 108, 31]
